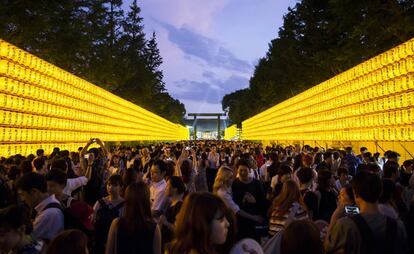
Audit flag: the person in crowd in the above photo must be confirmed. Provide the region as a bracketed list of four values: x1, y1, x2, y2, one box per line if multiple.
[331, 151, 341, 175]
[213, 166, 264, 227]
[159, 176, 185, 248]
[93, 174, 124, 254]
[232, 159, 266, 240]
[32, 157, 47, 175]
[268, 179, 308, 236]
[19, 160, 33, 175]
[379, 179, 399, 219]
[15, 172, 64, 242]
[121, 168, 140, 197]
[328, 184, 356, 233]
[108, 154, 122, 175]
[180, 159, 196, 193]
[168, 192, 235, 254]
[194, 152, 208, 192]
[149, 159, 168, 217]
[80, 138, 109, 206]
[271, 164, 292, 198]
[343, 147, 361, 176]
[207, 145, 220, 192]
[280, 220, 324, 254]
[46, 229, 88, 254]
[325, 171, 407, 254]
[383, 161, 407, 216]
[106, 182, 161, 254]
[0, 205, 42, 254]
[297, 167, 318, 219]
[315, 169, 337, 223]
[316, 152, 333, 171]
[335, 167, 351, 191]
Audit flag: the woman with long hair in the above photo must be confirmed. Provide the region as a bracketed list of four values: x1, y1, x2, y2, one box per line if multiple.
[168, 192, 235, 254]
[194, 152, 208, 192]
[213, 166, 264, 224]
[268, 180, 308, 236]
[105, 182, 161, 254]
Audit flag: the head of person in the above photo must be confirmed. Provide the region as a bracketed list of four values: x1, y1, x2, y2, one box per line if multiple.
[110, 154, 120, 167]
[402, 159, 413, 173]
[333, 151, 340, 161]
[360, 147, 368, 154]
[19, 160, 33, 175]
[51, 158, 68, 172]
[122, 168, 138, 194]
[36, 149, 45, 157]
[150, 159, 167, 183]
[337, 167, 349, 182]
[383, 161, 400, 181]
[106, 174, 122, 197]
[301, 153, 314, 168]
[297, 167, 315, 186]
[15, 172, 48, 208]
[213, 166, 234, 193]
[166, 176, 185, 198]
[0, 205, 33, 252]
[271, 180, 304, 216]
[32, 157, 47, 174]
[46, 229, 88, 254]
[339, 184, 355, 206]
[366, 162, 381, 174]
[236, 159, 251, 182]
[351, 171, 382, 206]
[324, 151, 333, 164]
[386, 151, 400, 162]
[278, 164, 292, 183]
[170, 192, 234, 254]
[280, 220, 324, 254]
[180, 160, 192, 184]
[46, 169, 68, 197]
[317, 169, 334, 191]
[345, 147, 353, 155]
[120, 182, 152, 234]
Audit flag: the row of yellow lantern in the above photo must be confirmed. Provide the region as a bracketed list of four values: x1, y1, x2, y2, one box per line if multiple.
[243, 38, 414, 141]
[224, 125, 238, 141]
[0, 127, 178, 143]
[0, 40, 175, 128]
[243, 125, 414, 142]
[0, 143, 86, 158]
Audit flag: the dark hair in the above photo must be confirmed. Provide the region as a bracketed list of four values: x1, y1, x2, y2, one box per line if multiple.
[107, 174, 123, 186]
[277, 164, 292, 178]
[0, 205, 33, 234]
[19, 160, 33, 175]
[46, 169, 68, 186]
[281, 220, 324, 254]
[122, 168, 138, 196]
[51, 158, 68, 172]
[324, 152, 332, 161]
[16, 172, 47, 193]
[352, 171, 382, 203]
[296, 167, 314, 184]
[36, 149, 45, 157]
[366, 163, 381, 174]
[152, 159, 167, 174]
[317, 169, 333, 191]
[236, 158, 250, 169]
[383, 161, 399, 178]
[33, 157, 46, 171]
[170, 192, 235, 254]
[169, 176, 185, 194]
[360, 147, 368, 153]
[379, 179, 396, 204]
[333, 151, 340, 160]
[47, 229, 88, 254]
[7, 165, 20, 180]
[386, 151, 399, 160]
[345, 147, 353, 154]
[119, 182, 152, 234]
[180, 160, 192, 184]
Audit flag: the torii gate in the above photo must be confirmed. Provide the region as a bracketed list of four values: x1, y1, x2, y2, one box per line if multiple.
[188, 113, 226, 140]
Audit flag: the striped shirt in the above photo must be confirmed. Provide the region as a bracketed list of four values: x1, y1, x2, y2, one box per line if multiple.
[269, 202, 308, 236]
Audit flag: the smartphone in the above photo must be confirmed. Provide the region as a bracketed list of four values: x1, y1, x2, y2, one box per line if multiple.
[84, 154, 89, 159]
[185, 146, 191, 151]
[92, 138, 97, 142]
[344, 205, 360, 215]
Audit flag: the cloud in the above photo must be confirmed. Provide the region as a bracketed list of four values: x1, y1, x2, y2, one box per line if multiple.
[159, 23, 252, 72]
[170, 75, 249, 104]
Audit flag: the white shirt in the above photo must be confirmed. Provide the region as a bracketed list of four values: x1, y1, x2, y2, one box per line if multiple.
[150, 179, 167, 212]
[216, 187, 240, 213]
[63, 176, 88, 196]
[32, 195, 64, 241]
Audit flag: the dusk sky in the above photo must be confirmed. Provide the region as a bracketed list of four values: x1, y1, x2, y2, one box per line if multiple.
[126, 0, 297, 115]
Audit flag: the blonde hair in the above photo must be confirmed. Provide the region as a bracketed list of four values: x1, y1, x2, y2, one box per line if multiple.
[213, 166, 234, 193]
[270, 180, 306, 216]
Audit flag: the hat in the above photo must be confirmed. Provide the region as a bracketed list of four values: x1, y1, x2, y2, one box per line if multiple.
[67, 201, 94, 231]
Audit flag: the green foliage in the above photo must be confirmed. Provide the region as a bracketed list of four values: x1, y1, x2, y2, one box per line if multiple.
[0, 0, 186, 123]
[222, 0, 414, 126]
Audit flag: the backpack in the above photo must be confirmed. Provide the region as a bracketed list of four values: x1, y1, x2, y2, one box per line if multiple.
[43, 198, 93, 234]
[349, 214, 398, 254]
[94, 199, 124, 253]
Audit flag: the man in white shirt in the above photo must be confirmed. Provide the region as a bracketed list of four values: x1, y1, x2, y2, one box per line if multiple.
[16, 172, 64, 242]
[149, 159, 167, 217]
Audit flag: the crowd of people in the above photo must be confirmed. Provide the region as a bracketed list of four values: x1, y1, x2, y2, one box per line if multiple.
[0, 138, 413, 254]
